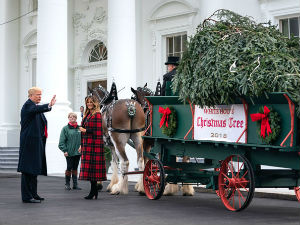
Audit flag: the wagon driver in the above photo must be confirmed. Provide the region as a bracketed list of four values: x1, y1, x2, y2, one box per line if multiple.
[161, 56, 179, 96]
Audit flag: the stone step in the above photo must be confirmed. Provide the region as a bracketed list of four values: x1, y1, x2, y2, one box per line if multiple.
[0, 151, 19, 156]
[0, 153, 19, 159]
[0, 149, 19, 152]
[0, 161, 18, 167]
[0, 164, 18, 170]
[0, 152, 19, 156]
[0, 168, 17, 173]
[0, 158, 18, 163]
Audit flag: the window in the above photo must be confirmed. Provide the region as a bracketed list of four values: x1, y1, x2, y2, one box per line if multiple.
[166, 33, 187, 59]
[88, 42, 107, 63]
[87, 80, 107, 95]
[280, 17, 300, 38]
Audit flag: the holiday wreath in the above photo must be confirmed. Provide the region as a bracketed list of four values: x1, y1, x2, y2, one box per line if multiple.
[251, 106, 281, 144]
[159, 106, 177, 137]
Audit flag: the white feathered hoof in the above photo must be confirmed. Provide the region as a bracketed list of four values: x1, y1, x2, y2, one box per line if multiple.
[181, 185, 195, 196]
[110, 183, 120, 195]
[135, 179, 145, 194]
[106, 182, 113, 192]
[107, 178, 118, 192]
[110, 180, 128, 195]
[163, 183, 179, 196]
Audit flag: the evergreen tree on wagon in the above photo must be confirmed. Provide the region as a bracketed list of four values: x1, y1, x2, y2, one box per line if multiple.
[172, 9, 300, 117]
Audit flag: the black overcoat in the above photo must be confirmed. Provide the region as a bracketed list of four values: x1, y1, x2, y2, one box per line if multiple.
[161, 68, 177, 96]
[17, 99, 51, 175]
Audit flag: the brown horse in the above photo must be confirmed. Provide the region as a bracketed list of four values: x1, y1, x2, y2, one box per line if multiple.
[131, 84, 154, 155]
[132, 84, 194, 196]
[91, 84, 145, 195]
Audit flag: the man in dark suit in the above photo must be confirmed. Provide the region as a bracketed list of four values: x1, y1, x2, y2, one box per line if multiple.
[18, 87, 56, 203]
[161, 56, 179, 96]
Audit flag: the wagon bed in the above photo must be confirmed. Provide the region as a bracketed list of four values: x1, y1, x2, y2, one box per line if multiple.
[141, 92, 300, 211]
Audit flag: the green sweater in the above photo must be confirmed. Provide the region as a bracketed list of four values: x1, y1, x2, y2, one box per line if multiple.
[58, 124, 81, 157]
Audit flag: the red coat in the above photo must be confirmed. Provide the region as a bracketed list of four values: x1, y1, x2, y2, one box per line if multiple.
[79, 112, 107, 181]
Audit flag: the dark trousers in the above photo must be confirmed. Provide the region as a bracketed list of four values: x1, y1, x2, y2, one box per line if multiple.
[66, 155, 81, 171]
[21, 173, 38, 201]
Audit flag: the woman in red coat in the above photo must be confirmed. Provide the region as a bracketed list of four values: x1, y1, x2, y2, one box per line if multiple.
[79, 95, 106, 199]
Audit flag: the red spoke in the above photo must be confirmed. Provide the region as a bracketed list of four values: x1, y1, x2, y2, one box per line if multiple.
[239, 183, 249, 192]
[238, 189, 241, 209]
[222, 172, 231, 181]
[236, 188, 246, 202]
[152, 183, 156, 194]
[228, 158, 235, 177]
[231, 191, 235, 209]
[228, 188, 236, 202]
[220, 190, 230, 198]
[236, 162, 245, 178]
[240, 170, 248, 180]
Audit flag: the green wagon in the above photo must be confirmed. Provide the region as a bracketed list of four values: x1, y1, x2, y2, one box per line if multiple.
[141, 92, 300, 211]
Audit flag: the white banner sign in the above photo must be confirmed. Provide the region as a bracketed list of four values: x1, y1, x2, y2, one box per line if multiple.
[194, 105, 246, 143]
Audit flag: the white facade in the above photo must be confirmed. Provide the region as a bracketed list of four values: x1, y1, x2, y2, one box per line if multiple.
[0, 0, 299, 174]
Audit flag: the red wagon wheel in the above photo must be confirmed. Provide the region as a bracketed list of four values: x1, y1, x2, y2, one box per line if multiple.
[294, 187, 300, 202]
[218, 154, 255, 211]
[143, 159, 165, 200]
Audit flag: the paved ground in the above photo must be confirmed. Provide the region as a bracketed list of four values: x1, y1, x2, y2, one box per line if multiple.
[0, 174, 299, 225]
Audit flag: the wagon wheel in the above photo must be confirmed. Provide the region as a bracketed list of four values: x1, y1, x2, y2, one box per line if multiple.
[143, 159, 165, 200]
[295, 187, 300, 202]
[218, 154, 255, 211]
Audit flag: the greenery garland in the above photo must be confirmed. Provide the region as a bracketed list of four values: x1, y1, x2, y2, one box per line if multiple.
[172, 9, 300, 117]
[160, 106, 177, 137]
[255, 106, 281, 144]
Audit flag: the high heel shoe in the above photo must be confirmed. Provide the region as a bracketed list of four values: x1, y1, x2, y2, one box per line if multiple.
[84, 181, 98, 200]
[84, 192, 97, 199]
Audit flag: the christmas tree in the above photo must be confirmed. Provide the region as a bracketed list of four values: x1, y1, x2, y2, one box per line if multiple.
[172, 9, 300, 117]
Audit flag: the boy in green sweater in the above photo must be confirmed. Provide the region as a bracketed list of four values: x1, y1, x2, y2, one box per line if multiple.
[58, 112, 81, 190]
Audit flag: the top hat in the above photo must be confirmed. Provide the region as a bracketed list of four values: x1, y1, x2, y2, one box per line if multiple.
[165, 56, 179, 66]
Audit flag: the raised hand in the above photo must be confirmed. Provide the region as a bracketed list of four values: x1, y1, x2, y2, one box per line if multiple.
[49, 95, 56, 107]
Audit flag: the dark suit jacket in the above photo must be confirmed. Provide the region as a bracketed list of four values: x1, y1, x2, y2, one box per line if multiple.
[17, 99, 51, 175]
[161, 68, 176, 96]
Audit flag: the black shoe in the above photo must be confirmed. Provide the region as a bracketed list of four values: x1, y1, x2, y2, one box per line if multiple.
[73, 186, 82, 190]
[84, 192, 98, 200]
[23, 199, 41, 203]
[33, 195, 45, 201]
[84, 181, 98, 199]
[84, 189, 98, 199]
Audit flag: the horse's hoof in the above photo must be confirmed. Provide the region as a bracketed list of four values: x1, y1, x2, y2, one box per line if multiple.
[110, 190, 120, 195]
[182, 193, 194, 196]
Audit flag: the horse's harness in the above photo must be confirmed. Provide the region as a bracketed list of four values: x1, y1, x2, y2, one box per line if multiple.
[102, 99, 146, 134]
[93, 85, 147, 146]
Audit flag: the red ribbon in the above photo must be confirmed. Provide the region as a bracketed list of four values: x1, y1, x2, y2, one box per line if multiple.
[158, 106, 171, 128]
[250, 106, 272, 139]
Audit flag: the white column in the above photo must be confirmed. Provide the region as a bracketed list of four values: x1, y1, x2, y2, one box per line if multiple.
[37, 0, 72, 175]
[107, 0, 138, 172]
[107, 0, 137, 99]
[0, 0, 20, 147]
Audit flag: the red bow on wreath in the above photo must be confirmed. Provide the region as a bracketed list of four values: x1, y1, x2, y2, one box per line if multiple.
[250, 106, 272, 139]
[159, 106, 171, 128]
